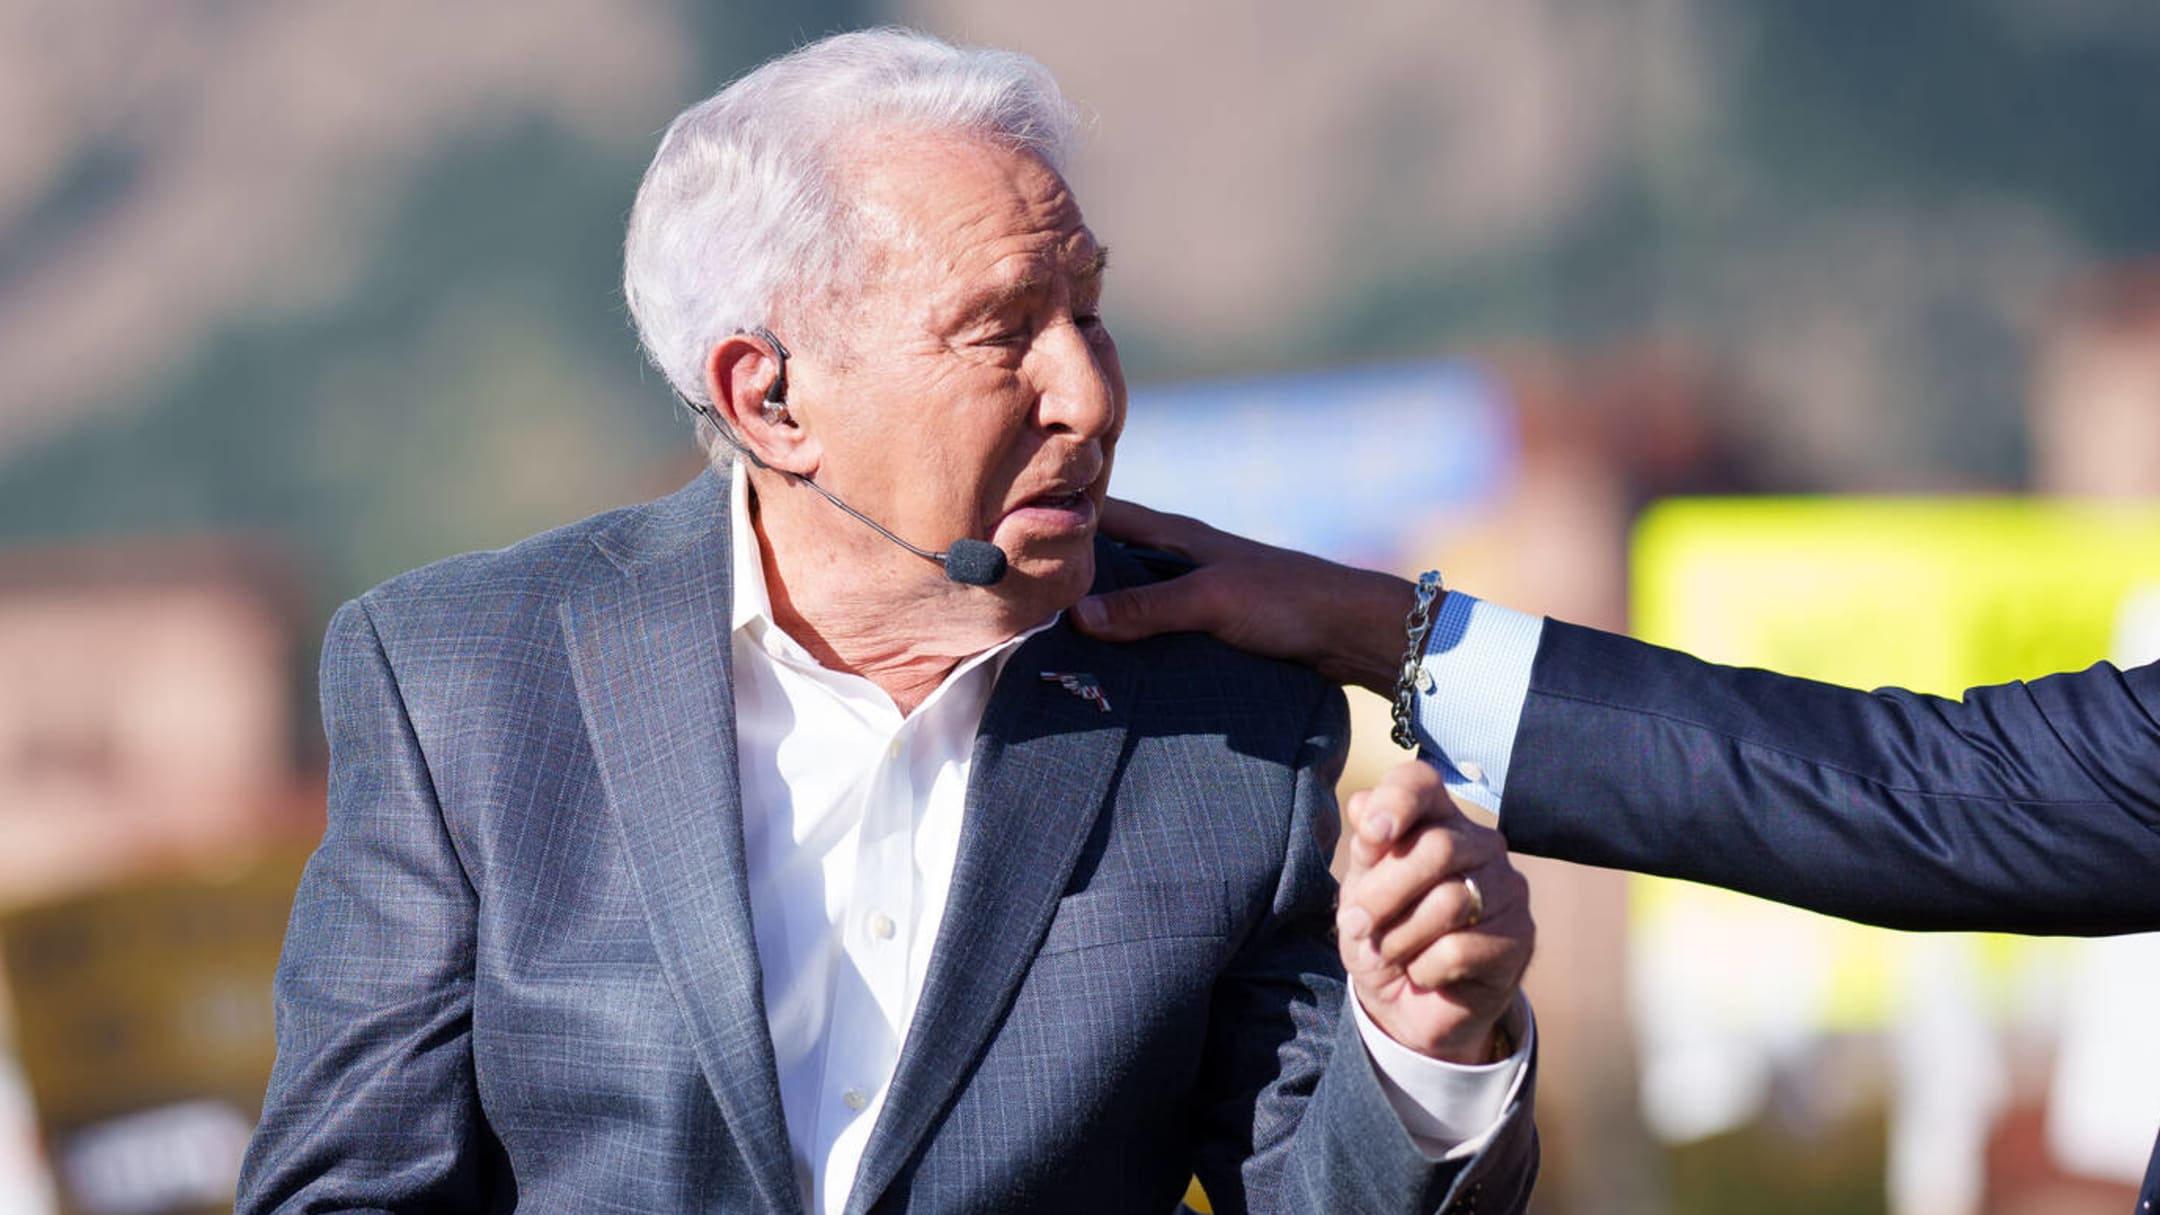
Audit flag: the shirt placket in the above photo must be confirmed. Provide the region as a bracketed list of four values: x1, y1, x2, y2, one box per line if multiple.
[812, 717, 915, 1212]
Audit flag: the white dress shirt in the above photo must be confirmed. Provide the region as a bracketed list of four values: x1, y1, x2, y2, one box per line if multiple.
[725, 473, 1528, 1213]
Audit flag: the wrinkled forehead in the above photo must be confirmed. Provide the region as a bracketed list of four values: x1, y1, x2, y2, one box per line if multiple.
[833, 126, 1100, 285]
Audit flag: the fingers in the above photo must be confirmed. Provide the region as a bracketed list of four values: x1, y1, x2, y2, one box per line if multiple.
[1085, 500, 1407, 690]
[1364, 862, 1526, 976]
[1367, 871, 1486, 965]
[1075, 500, 1245, 642]
[1096, 498, 1225, 560]
[1338, 760, 1524, 978]
[1338, 765, 1536, 1059]
[1342, 846, 1534, 1022]
[1337, 808, 1502, 948]
[1399, 899, 1532, 994]
[1342, 761, 1460, 874]
[1072, 576, 1219, 641]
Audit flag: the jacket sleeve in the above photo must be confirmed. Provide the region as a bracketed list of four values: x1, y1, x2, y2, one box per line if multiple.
[236, 599, 498, 1213]
[1504, 621, 2160, 934]
[1191, 686, 1540, 1215]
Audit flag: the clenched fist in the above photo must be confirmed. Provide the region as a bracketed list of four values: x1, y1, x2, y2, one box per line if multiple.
[1336, 760, 1534, 1063]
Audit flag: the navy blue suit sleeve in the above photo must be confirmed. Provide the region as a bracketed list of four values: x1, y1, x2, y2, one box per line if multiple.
[1193, 686, 1539, 1214]
[237, 599, 499, 1213]
[1502, 621, 2160, 934]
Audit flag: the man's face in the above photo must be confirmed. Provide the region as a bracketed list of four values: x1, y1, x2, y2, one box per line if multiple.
[780, 129, 1125, 623]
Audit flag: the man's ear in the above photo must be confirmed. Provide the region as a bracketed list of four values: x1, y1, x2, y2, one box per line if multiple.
[706, 333, 820, 476]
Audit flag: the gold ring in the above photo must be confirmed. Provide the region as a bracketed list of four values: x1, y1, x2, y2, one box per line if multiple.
[1460, 874, 1485, 928]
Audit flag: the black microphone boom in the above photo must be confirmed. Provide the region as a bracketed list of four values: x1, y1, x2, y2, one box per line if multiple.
[682, 394, 1009, 587]
[790, 474, 1009, 587]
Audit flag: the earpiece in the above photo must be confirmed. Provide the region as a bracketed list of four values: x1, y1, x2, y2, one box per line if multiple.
[752, 325, 790, 416]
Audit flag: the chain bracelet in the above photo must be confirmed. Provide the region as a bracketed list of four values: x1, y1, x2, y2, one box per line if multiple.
[1389, 570, 1444, 750]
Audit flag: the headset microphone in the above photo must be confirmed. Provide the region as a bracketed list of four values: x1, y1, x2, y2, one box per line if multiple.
[675, 341, 1009, 587]
[940, 538, 1008, 587]
[759, 456, 1008, 587]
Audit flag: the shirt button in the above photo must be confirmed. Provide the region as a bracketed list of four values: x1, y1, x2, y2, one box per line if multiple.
[1458, 760, 1485, 784]
[886, 738, 902, 761]
[867, 911, 896, 941]
[842, 1088, 868, 1112]
[1414, 666, 1435, 693]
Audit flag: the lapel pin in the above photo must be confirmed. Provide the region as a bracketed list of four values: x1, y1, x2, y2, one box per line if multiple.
[1039, 671, 1112, 713]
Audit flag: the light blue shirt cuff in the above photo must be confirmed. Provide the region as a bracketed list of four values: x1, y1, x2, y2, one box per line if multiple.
[1411, 593, 1544, 815]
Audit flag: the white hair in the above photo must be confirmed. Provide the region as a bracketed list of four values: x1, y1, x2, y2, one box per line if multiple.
[623, 27, 1080, 454]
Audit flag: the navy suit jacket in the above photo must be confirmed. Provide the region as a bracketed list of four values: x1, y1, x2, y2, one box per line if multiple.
[1497, 620, 2160, 1206]
[237, 472, 1537, 1215]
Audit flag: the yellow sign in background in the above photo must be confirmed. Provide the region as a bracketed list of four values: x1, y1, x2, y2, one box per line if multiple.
[1628, 497, 2160, 1029]
[2, 850, 308, 1215]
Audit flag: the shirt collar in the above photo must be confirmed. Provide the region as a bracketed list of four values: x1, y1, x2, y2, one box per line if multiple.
[728, 464, 776, 638]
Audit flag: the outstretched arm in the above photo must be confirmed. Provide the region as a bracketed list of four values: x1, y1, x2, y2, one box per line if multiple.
[1077, 498, 2160, 934]
[1509, 621, 2160, 933]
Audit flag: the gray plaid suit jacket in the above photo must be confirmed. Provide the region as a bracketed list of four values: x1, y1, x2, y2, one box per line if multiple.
[237, 471, 1538, 1214]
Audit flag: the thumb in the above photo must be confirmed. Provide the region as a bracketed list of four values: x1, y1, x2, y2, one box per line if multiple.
[1072, 578, 1216, 641]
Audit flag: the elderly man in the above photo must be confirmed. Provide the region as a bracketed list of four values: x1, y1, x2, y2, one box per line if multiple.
[237, 29, 1538, 1215]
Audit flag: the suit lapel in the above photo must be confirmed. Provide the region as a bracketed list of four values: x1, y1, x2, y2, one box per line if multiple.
[2140, 1135, 2160, 1214]
[846, 620, 1137, 1214]
[559, 474, 804, 1215]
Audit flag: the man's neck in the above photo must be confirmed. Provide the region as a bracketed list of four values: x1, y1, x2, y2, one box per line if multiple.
[749, 485, 1024, 717]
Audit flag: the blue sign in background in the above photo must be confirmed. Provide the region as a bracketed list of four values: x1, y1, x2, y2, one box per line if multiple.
[1112, 360, 1518, 564]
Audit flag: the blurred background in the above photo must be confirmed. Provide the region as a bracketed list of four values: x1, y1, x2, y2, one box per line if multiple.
[2, 1, 2158, 1212]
